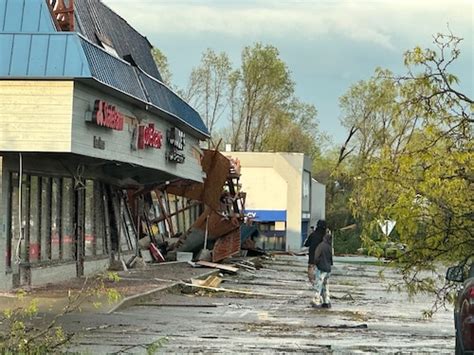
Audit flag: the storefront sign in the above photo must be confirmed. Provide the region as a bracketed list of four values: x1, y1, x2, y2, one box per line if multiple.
[166, 127, 185, 163]
[90, 100, 124, 130]
[137, 123, 163, 149]
[93, 136, 105, 150]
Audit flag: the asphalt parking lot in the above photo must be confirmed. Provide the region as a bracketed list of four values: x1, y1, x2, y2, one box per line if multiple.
[62, 255, 454, 353]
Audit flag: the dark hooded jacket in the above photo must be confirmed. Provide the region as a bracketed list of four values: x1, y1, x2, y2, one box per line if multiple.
[313, 234, 333, 273]
[305, 220, 326, 265]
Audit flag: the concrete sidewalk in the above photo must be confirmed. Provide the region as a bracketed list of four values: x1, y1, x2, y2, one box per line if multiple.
[0, 261, 220, 315]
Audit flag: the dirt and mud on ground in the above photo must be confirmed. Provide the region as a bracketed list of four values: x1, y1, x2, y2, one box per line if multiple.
[62, 255, 454, 353]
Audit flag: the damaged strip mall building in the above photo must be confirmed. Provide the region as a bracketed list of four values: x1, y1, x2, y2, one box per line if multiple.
[0, 0, 246, 290]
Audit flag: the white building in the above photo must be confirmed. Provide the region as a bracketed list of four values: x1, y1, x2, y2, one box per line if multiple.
[227, 152, 326, 251]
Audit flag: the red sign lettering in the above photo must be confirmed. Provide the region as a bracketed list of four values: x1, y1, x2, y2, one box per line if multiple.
[138, 123, 162, 149]
[92, 100, 124, 130]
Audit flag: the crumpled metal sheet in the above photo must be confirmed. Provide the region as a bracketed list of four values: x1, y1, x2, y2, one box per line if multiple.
[166, 149, 230, 211]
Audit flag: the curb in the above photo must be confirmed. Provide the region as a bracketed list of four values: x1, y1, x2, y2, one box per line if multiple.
[108, 269, 219, 313]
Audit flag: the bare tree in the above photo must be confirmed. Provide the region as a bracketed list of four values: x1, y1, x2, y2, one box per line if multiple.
[183, 49, 232, 135]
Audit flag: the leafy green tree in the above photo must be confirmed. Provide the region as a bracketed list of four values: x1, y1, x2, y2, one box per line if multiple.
[181, 43, 325, 156]
[260, 99, 322, 157]
[338, 33, 473, 308]
[151, 47, 173, 87]
[312, 149, 360, 253]
[338, 70, 399, 168]
[233, 43, 295, 151]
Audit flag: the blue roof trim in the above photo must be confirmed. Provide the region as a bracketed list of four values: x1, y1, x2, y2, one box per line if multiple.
[245, 210, 287, 222]
[0, 33, 90, 77]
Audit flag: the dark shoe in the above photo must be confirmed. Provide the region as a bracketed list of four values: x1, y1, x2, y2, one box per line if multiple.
[321, 303, 332, 309]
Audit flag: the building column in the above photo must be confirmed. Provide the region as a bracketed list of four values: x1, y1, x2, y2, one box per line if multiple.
[0, 156, 11, 289]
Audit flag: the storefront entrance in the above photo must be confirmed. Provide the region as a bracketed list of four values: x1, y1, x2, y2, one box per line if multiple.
[8, 173, 109, 287]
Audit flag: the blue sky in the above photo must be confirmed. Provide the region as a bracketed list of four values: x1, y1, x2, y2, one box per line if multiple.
[104, 0, 473, 144]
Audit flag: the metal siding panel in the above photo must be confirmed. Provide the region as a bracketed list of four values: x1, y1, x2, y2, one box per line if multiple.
[37, 0, 55, 32]
[0, 34, 13, 75]
[0, 0, 55, 33]
[10, 34, 31, 75]
[28, 34, 48, 75]
[0, 81, 73, 152]
[0, 0, 7, 31]
[1, 34, 90, 78]
[3, 0, 23, 31]
[64, 35, 90, 77]
[18, 0, 26, 31]
[22, 0, 41, 32]
[45, 35, 67, 75]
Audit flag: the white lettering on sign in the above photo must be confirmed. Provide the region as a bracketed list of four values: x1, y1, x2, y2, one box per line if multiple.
[167, 127, 186, 163]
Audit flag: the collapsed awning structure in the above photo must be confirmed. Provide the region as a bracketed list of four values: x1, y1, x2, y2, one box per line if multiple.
[126, 149, 246, 263]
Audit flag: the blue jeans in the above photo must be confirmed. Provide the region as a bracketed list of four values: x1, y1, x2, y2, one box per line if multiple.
[312, 269, 330, 305]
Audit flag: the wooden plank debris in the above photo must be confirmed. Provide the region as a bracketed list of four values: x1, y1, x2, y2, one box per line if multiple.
[195, 260, 238, 273]
[234, 262, 256, 271]
[191, 275, 222, 288]
[182, 283, 290, 298]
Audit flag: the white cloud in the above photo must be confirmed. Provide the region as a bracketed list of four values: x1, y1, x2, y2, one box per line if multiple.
[104, 0, 472, 51]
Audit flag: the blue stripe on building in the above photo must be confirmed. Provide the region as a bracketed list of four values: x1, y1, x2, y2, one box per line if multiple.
[245, 210, 287, 222]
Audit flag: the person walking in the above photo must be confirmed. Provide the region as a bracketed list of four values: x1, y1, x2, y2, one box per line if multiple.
[311, 232, 333, 308]
[304, 220, 326, 286]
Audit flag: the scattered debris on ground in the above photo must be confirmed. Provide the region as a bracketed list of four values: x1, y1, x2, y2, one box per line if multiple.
[56, 255, 454, 353]
[191, 275, 223, 288]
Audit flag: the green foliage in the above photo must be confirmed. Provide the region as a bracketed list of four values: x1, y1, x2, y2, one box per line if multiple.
[234, 43, 295, 151]
[0, 298, 68, 354]
[146, 337, 169, 354]
[181, 42, 324, 156]
[151, 47, 173, 87]
[337, 32, 473, 302]
[260, 98, 322, 158]
[333, 228, 361, 255]
[0, 272, 122, 353]
[87, 271, 122, 308]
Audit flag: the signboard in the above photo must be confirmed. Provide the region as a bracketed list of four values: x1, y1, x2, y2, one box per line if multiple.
[137, 123, 163, 149]
[167, 127, 185, 163]
[89, 100, 124, 130]
[379, 220, 396, 236]
[93, 136, 105, 150]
